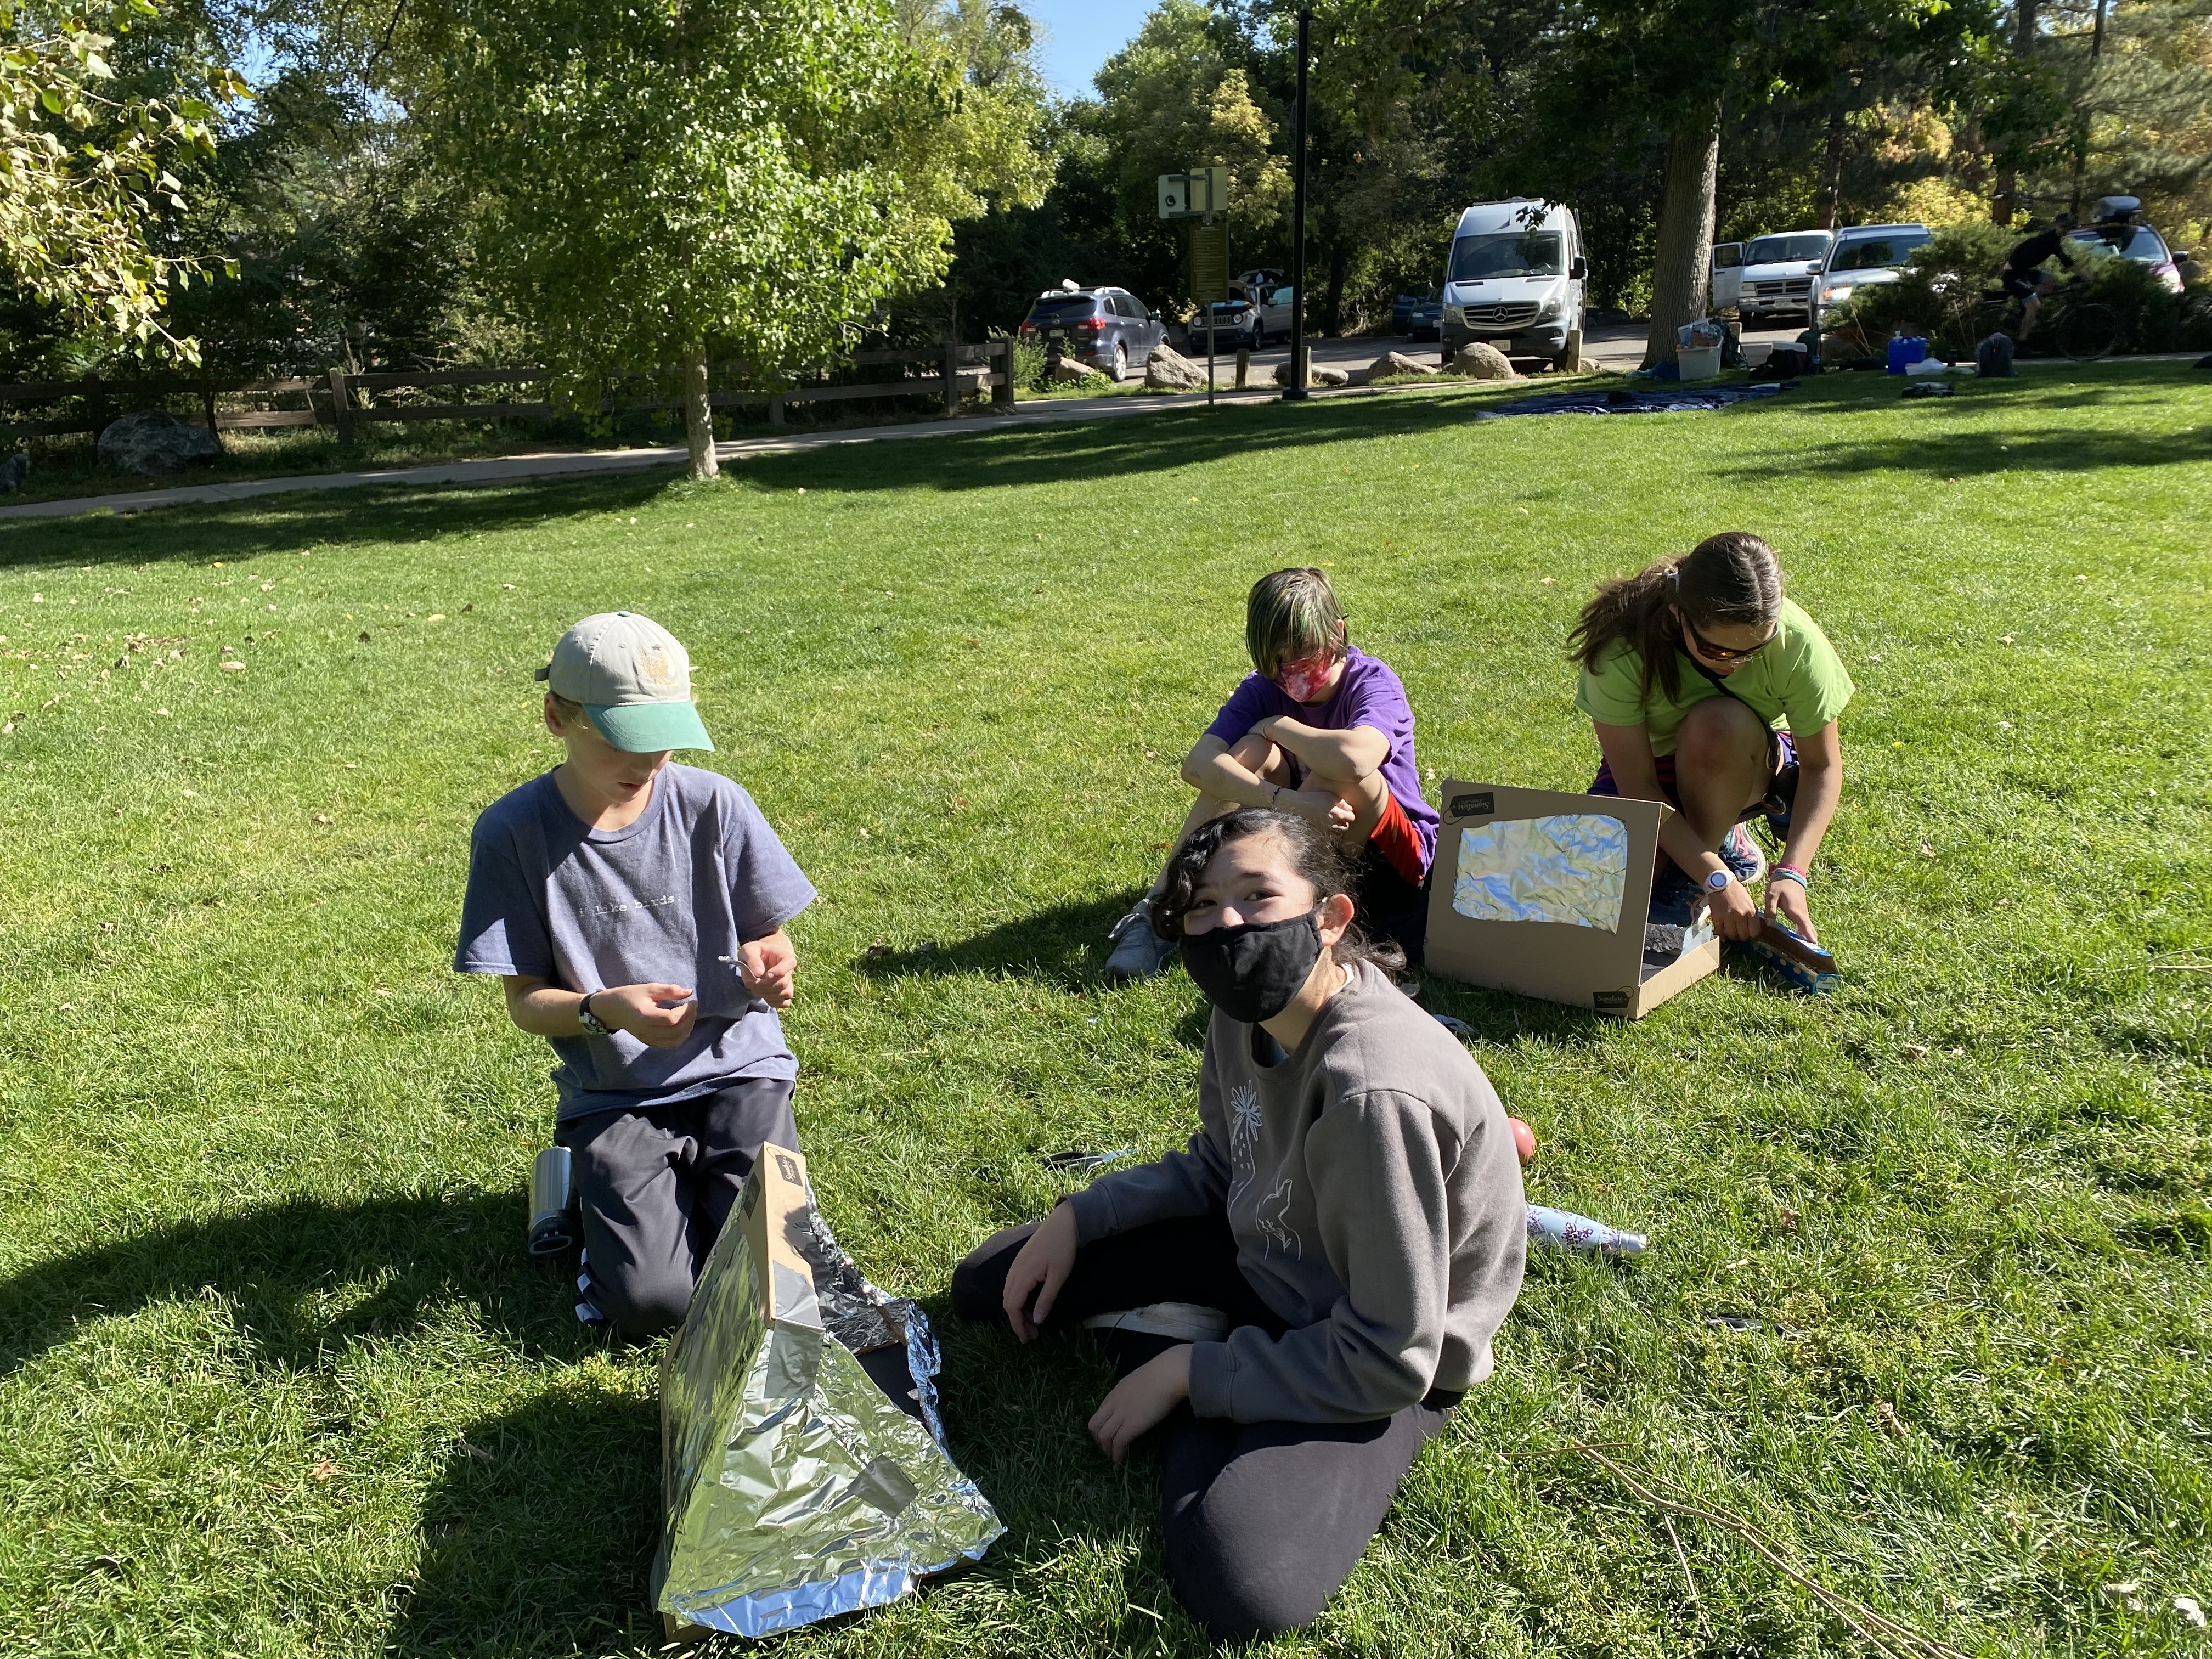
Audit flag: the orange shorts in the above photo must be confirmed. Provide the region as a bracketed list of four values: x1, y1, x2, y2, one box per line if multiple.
[1370, 791, 1429, 887]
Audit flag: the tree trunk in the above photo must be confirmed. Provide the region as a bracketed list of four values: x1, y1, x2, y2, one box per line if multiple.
[1643, 114, 1720, 368]
[1819, 108, 1848, 230]
[1994, 0, 2039, 224]
[682, 346, 717, 482]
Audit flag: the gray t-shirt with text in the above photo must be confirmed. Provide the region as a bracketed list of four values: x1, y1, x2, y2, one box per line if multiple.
[454, 764, 816, 1120]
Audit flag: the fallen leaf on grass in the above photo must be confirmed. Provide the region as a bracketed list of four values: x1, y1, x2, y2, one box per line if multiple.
[2101, 1581, 2143, 1612]
[1875, 1401, 1907, 1440]
[501, 583, 515, 590]
[1905, 1043, 1929, 1059]
[426, 613, 446, 624]
[313, 814, 332, 825]
[1919, 842, 1936, 858]
[311, 1460, 341, 1482]
[358, 632, 370, 642]
[460, 1438, 494, 1465]
[1540, 576, 1554, 585]
[220, 661, 246, 673]
[180, 789, 198, 798]
[155, 708, 170, 718]
[2176, 1596, 2206, 1629]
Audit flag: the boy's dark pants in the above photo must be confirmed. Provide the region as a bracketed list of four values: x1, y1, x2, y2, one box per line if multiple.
[556, 1077, 797, 1338]
[952, 1216, 1458, 1641]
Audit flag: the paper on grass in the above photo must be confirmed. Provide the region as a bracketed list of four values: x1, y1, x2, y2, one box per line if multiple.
[1452, 814, 1628, 932]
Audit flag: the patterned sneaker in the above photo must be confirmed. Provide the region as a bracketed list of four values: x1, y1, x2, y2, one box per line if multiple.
[574, 1251, 610, 1327]
[1646, 860, 1700, 927]
[1720, 824, 1769, 885]
[1103, 903, 1178, 980]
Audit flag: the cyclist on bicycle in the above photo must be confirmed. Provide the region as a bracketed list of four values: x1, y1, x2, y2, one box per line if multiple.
[2001, 212, 2079, 341]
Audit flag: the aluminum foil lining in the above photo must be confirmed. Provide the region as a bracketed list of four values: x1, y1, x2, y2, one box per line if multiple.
[652, 1193, 1002, 1638]
[1452, 814, 1629, 932]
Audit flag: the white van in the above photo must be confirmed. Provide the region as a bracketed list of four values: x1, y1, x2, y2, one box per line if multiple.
[1439, 200, 1586, 368]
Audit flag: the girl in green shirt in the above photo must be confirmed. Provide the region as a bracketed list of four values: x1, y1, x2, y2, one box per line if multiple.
[1570, 532, 1852, 943]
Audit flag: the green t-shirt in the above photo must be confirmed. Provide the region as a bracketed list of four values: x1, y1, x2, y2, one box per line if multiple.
[1573, 597, 1854, 756]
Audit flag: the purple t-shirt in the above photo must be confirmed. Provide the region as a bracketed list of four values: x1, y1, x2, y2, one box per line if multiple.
[1204, 647, 1439, 873]
[454, 763, 816, 1120]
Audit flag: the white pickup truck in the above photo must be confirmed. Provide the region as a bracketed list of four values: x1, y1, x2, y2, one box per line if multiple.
[1715, 230, 1833, 325]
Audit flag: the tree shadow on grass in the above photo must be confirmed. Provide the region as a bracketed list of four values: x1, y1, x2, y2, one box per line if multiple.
[1724, 420, 2208, 479]
[0, 379, 1684, 569]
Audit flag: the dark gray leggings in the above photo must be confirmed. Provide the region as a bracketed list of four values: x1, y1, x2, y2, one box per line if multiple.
[557, 1078, 798, 1336]
[951, 1215, 1457, 1640]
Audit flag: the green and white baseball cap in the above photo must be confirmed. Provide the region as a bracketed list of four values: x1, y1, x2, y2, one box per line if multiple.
[535, 611, 715, 753]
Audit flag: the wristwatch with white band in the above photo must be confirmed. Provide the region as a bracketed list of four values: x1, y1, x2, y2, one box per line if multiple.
[1704, 868, 1735, 895]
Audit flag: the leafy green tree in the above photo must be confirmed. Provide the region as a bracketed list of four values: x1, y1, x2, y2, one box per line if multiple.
[412, 0, 1044, 481]
[1094, 0, 1290, 276]
[0, 0, 245, 360]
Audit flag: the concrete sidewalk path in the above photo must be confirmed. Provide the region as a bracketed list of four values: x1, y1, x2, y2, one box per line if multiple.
[0, 382, 1286, 524]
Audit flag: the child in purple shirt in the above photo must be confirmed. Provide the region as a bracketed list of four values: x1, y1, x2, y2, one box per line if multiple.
[1105, 568, 1439, 978]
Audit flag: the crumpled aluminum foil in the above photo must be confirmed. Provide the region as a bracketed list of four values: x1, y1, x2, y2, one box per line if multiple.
[1452, 814, 1628, 932]
[651, 1189, 1003, 1637]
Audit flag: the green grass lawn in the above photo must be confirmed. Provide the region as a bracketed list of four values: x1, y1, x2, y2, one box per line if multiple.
[1, 364, 2207, 1658]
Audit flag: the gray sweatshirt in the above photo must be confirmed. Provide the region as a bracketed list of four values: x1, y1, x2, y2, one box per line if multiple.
[1066, 960, 1527, 1424]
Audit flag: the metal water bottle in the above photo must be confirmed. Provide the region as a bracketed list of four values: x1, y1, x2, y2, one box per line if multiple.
[528, 1147, 580, 1257]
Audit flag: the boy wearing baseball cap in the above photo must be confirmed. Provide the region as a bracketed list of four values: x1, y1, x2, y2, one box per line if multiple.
[455, 612, 816, 1337]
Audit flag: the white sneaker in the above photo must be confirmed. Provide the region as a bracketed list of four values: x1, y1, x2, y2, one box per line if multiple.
[1079, 1302, 1231, 1341]
[1103, 903, 1178, 980]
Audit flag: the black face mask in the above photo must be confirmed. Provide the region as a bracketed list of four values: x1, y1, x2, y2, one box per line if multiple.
[1180, 912, 1324, 1024]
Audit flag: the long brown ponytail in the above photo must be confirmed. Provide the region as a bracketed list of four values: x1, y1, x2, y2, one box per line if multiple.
[1568, 531, 1784, 704]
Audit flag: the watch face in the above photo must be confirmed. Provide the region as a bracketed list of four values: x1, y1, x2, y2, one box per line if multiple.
[1707, 870, 1732, 890]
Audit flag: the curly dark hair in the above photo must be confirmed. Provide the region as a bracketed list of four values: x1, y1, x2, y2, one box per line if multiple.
[1148, 808, 1407, 977]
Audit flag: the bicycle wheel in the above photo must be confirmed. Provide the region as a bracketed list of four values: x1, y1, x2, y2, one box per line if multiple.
[2054, 301, 2121, 362]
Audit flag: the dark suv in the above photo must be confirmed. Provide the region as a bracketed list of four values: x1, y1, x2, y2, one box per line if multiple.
[1018, 287, 1166, 381]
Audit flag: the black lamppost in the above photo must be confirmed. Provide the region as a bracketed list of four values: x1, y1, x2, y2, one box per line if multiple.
[1282, 5, 1312, 402]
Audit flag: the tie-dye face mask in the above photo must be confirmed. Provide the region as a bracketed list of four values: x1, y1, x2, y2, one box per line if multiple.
[1274, 648, 1342, 704]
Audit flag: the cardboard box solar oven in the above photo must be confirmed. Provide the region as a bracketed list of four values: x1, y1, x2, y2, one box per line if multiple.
[1423, 780, 1720, 1018]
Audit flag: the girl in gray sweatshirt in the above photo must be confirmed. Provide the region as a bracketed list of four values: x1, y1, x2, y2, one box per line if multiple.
[952, 807, 1526, 1640]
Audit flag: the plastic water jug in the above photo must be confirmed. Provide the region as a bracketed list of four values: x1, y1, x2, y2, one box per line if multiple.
[1886, 332, 1929, 374]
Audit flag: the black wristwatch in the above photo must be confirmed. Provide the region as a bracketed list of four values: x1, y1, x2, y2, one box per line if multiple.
[577, 992, 612, 1037]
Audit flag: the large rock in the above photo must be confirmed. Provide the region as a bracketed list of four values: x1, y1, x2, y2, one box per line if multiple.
[98, 409, 222, 476]
[1270, 361, 1351, 388]
[1048, 357, 1105, 385]
[1357, 351, 1440, 385]
[1449, 342, 1519, 381]
[1144, 344, 1209, 391]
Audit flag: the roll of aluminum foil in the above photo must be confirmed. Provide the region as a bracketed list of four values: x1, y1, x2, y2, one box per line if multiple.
[1453, 814, 1629, 932]
[1527, 1203, 1646, 1257]
[652, 1146, 1002, 1637]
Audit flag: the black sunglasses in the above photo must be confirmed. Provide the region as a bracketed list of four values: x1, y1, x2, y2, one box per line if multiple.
[1679, 611, 1777, 663]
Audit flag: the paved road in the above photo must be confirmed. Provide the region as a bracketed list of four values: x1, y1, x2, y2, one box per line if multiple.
[1169, 318, 1812, 386]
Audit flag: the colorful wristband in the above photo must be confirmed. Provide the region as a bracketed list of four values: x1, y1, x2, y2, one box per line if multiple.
[1769, 863, 1810, 889]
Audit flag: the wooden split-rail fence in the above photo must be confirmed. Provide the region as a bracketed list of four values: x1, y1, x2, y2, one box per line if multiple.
[0, 340, 1017, 444]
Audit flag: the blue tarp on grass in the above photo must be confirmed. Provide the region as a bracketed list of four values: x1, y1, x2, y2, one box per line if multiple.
[1473, 382, 1798, 420]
